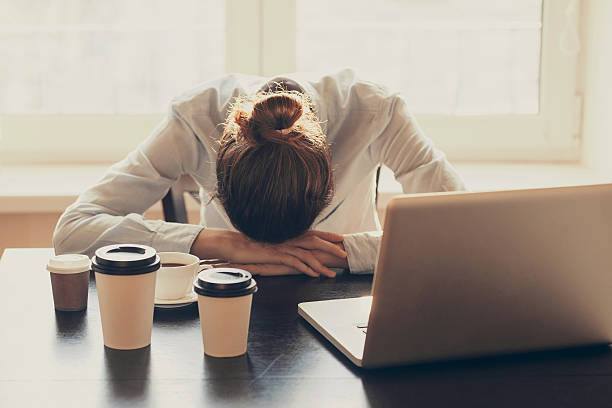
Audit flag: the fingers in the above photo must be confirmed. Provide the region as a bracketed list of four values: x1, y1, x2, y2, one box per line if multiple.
[310, 249, 349, 269]
[289, 235, 347, 259]
[227, 264, 302, 276]
[222, 260, 336, 278]
[223, 264, 265, 275]
[216, 262, 300, 276]
[279, 246, 336, 278]
[227, 247, 323, 278]
[306, 230, 345, 243]
[295, 235, 347, 258]
[216, 230, 345, 278]
[231, 251, 324, 278]
[278, 252, 320, 278]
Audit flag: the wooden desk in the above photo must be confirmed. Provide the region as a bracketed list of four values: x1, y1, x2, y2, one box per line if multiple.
[2, 248, 612, 407]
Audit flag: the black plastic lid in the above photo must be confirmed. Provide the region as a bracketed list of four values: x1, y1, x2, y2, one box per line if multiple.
[91, 244, 160, 275]
[194, 268, 258, 298]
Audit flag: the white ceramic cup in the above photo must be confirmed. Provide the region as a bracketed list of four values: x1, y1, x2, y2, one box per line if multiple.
[155, 252, 200, 300]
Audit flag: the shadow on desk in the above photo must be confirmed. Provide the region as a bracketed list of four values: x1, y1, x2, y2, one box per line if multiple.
[54, 309, 88, 339]
[360, 345, 612, 407]
[104, 346, 151, 403]
[153, 303, 199, 324]
[298, 313, 612, 406]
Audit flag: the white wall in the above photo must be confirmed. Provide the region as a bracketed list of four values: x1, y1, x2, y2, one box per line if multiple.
[579, 0, 612, 175]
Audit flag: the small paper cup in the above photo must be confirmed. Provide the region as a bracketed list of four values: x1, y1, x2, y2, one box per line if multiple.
[47, 254, 91, 312]
[193, 268, 258, 357]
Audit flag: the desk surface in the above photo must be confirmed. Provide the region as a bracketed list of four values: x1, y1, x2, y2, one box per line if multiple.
[2, 248, 612, 407]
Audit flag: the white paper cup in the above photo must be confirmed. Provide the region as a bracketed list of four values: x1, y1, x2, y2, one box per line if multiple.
[194, 268, 258, 357]
[92, 244, 160, 350]
[197, 294, 253, 357]
[155, 252, 200, 300]
[95, 271, 157, 349]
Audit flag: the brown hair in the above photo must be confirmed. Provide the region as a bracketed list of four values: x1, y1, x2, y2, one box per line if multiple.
[216, 91, 334, 243]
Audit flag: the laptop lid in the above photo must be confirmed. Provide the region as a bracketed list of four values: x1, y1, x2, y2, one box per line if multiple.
[362, 184, 612, 368]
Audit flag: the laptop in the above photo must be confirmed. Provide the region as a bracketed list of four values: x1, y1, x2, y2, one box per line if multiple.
[298, 184, 612, 368]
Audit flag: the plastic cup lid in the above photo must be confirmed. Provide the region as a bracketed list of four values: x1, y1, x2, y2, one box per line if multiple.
[92, 244, 160, 275]
[194, 268, 258, 298]
[47, 254, 91, 274]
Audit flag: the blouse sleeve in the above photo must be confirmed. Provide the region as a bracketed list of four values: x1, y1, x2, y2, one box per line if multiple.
[344, 94, 467, 274]
[52, 105, 208, 257]
[369, 94, 466, 193]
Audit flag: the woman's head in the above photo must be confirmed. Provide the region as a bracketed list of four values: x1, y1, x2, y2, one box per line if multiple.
[216, 90, 334, 243]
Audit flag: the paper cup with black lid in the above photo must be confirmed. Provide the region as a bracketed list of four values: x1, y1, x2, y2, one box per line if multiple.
[92, 244, 160, 350]
[194, 268, 258, 357]
[47, 254, 91, 312]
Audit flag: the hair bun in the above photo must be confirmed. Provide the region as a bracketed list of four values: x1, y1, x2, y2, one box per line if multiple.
[246, 94, 304, 144]
[225, 91, 324, 148]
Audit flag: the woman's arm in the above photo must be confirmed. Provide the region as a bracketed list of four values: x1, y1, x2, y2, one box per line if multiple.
[370, 94, 467, 193]
[337, 94, 468, 274]
[191, 229, 347, 277]
[53, 106, 205, 258]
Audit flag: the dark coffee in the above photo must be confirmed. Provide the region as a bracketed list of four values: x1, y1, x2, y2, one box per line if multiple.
[161, 263, 188, 268]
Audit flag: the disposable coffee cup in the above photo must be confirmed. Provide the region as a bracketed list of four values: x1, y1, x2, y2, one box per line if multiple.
[92, 244, 160, 350]
[46, 254, 91, 312]
[155, 252, 200, 301]
[194, 268, 258, 357]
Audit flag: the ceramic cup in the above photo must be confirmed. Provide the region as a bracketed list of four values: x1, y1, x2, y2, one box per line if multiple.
[92, 244, 160, 350]
[47, 254, 91, 312]
[194, 267, 258, 358]
[155, 252, 200, 301]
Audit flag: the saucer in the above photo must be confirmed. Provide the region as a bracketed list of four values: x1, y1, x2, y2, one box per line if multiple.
[154, 291, 198, 309]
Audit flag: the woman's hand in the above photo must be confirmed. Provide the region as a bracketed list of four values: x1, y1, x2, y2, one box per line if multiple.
[211, 241, 349, 277]
[191, 229, 347, 278]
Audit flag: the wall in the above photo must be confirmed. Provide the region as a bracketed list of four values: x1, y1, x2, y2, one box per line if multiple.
[579, 0, 612, 174]
[0, 213, 61, 257]
[0, 206, 200, 257]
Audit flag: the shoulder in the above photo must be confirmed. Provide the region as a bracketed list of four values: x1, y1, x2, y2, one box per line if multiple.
[302, 68, 397, 112]
[160, 74, 264, 154]
[169, 73, 263, 120]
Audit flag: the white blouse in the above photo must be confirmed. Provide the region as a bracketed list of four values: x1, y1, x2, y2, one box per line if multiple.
[53, 69, 466, 274]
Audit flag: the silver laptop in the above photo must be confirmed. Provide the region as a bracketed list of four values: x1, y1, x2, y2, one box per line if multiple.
[298, 184, 612, 368]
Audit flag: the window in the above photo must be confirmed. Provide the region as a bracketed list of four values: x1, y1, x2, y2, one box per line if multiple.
[293, 0, 580, 160]
[297, 0, 541, 116]
[0, 0, 225, 164]
[0, 0, 225, 114]
[0, 0, 580, 165]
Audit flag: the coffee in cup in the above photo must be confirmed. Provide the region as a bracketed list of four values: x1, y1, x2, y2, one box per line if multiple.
[46, 254, 91, 312]
[193, 267, 258, 357]
[155, 252, 200, 301]
[92, 244, 160, 350]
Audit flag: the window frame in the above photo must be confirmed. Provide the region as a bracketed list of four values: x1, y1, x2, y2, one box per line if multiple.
[0, 0, 580, 165]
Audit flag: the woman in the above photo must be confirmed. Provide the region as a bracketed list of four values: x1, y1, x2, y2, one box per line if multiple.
[53, 69, 466, 277]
